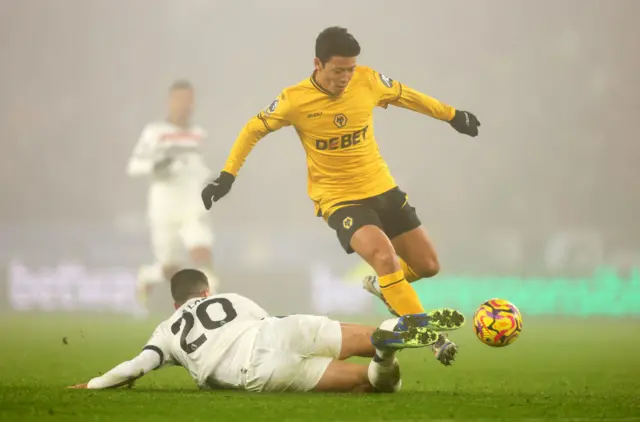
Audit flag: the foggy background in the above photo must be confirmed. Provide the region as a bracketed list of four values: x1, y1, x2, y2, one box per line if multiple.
[1, 0, 639, 316]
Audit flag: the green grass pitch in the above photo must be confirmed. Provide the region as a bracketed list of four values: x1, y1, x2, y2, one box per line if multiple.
[0, 314, 638, 422]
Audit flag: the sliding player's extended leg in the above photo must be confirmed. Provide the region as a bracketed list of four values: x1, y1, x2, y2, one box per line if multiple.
[313, 318, 440, 393]
[248, 314, 442, 393]
[338, 319, 440, 360]
[312, 361, 375, 392]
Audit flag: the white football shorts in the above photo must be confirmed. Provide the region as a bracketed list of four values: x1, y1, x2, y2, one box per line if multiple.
[244, 315, 342, 392]
[150, 213, 213, 265]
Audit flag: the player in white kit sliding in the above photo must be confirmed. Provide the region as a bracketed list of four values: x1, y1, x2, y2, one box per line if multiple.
[69, 269, 465, 393]
[127, 80, 219, 305]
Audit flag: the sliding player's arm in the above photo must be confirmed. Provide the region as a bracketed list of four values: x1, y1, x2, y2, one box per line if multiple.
[201, 93, 293, 209]
[68, 328, 173, 389]
[371, 69, 481, 137]
[68, 350, 160, 389]
[126, 125, 173, 177]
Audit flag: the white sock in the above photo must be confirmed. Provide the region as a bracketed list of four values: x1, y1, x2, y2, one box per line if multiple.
[379, 318, 400, 331]
[368, 358, 401, 393]
[374, 318, 402, 360]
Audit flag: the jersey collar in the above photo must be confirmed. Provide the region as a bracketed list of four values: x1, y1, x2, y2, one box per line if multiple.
[310, 71, 337, 96]
[165, 117, 192, 130]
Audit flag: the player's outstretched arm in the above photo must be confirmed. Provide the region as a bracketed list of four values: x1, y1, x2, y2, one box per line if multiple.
[200, 118, 269, 209]
[392, 85, 481, 137]
[371, 69, 481, 137]
[68, 349, 161, 389]
[201, 93, 292, 210]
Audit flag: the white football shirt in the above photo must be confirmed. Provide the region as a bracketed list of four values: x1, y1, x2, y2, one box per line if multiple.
[143, 293, 269, 389]
[127, 120, 212, 220]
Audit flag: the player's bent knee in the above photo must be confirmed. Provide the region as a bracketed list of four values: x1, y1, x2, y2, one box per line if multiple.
[351, 227, 400, 274]
[415, 257, 440, 278]
[371, 249, 400, 275]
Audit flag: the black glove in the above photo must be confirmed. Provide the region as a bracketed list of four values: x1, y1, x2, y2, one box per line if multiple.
[201, 171, 235, 210]
[449, 110, 481, 137]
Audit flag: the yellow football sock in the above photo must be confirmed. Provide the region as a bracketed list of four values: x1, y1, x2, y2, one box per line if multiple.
[398, 258, 421, 283]
[378, 270, 425, 315]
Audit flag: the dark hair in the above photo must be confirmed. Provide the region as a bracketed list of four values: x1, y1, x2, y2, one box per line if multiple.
[315, 26, 361, 65]
[170, 269, 209, 303]
[169, 79, 193, 92]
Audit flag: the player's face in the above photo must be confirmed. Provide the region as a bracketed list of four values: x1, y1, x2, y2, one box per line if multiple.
[168, 88, 194, 123]
[314, 56, 357, 95]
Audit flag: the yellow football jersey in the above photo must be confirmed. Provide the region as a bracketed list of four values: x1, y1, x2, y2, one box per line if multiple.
[222, 66, 456, 217]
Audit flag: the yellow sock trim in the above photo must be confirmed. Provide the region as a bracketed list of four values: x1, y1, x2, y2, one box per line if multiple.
[399, 258, 421, 283]
[378, 270, 405, 288]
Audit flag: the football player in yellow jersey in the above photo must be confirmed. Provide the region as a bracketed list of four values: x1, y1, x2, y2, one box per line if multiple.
[202, 27, 479, 362]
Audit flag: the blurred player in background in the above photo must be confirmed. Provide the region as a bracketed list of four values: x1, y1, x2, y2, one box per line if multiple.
[201, 27, 478, 333]
[69, 269, 464, 393]
[128, 81, 219, 307]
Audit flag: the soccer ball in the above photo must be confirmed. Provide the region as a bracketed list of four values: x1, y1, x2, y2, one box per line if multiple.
[473, 299, 522, 347]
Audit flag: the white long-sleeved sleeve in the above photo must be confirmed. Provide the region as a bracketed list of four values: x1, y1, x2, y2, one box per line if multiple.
[86, 350, 161, 389]
[127, 157, 154, 177]
[127, 126, 160, 177]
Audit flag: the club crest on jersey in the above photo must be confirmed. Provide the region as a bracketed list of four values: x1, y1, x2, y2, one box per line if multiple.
[343, 216, 353, 229]
[379, 73, 394, 88]
[263, 99, 279, 116]
[333, 113, 348, 128]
